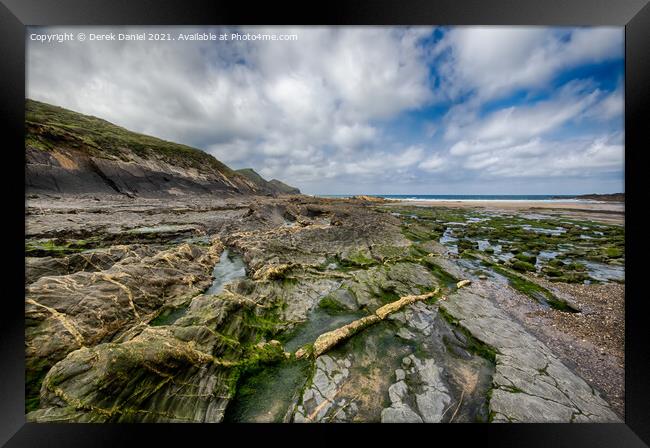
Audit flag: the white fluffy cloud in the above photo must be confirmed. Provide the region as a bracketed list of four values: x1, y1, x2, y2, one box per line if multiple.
[435, 26, 623, 101]
[418, 154, 446, 172]
[27, 26, 624, 194]
[460, 135, 623, 179]
[442, 78, 623, 181]
[332, 124, 378, 150]
[448, 81, 606, 156]
[28, 26, 436, 191]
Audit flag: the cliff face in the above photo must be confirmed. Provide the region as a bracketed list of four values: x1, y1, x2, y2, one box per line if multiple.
[563, 193, 625, 202]
[25, 100, 300, 197]
[236, 168, 301, 195]
[268, 179, 301, 195]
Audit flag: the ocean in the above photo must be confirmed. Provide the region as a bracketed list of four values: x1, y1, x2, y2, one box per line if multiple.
[316, 194, 603, 202]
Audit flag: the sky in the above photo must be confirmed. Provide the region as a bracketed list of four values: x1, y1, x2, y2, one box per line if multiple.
[27, 26, 624, 195]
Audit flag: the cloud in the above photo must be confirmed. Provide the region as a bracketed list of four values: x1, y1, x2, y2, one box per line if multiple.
[28, 26, 438, 187]
[448, 80, 606, 156]
[458, 134, 623, 179]
[27, 26, 624, 194]
[583, 81, 624, 122]
[435, 26, 623, 101]
[440, 75, 623, 184]
[423, 122, 438, 138]
[341, 145, 425, 176]
[418, 153, 446, 172]
[475, 85, 600, 140]
[205, 139, 253, 163]
[332, 124, 378, 149]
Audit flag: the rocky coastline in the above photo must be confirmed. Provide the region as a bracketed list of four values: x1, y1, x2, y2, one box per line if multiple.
[25, 193, 624, 422]
[23, 100, 625, 423]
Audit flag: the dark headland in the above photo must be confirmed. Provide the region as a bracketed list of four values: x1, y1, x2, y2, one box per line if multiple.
[552, 193, 624, 202]
[25, 99, 300, 198]
[24, 100, 624, 423]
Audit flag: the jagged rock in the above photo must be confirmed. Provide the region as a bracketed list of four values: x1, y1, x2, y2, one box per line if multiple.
[395, 327, 416, 341]
[257, 276, 342, 323]
[26, 290, 267, 423]
[370, 244, 413, 263]
[25, 245, 160, 284]
[381, 405, 424, 423]
[252, 263, 294, 281]
[344, 263, 438, 310]
[388, 302, 438, 336]
[24, 185, 623, 424]
[25, 242, 223, 406]
[223, 200, 407, 275]
[413, 357, 451, 422]
[29, 326, 231, 421]
[321, 288, 359, 311]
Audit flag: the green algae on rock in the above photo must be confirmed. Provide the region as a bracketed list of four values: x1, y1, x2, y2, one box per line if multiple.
[24, 195, 623, 423]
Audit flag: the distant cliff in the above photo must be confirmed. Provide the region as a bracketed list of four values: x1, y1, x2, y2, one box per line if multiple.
[236, 168, 301, 195]
[25, 99, 300, 197]
[553, 193, 624, 202]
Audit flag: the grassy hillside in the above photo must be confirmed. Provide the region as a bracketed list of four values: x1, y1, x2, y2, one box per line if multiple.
[236, 168, 301, 194]
[25, 99, 235, 175]
[236, 168, 268, 186]
[268, 179, 300, 194]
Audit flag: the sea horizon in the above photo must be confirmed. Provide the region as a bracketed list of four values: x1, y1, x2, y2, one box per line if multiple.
[313, 194, 623, 203]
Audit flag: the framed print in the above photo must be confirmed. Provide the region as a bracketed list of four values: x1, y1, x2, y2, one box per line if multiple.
[1, 0, 649, 446]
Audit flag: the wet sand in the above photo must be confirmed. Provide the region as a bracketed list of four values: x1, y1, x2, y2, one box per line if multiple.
[391, 199, 623, 211]
[389, 200, 624, 225]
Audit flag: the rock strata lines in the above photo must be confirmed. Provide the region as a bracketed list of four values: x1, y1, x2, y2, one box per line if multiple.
[440, 286, 620, 422]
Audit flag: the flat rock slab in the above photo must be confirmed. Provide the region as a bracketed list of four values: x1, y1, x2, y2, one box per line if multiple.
[381, 354, 451, 423]
[440, 285, 620, 422]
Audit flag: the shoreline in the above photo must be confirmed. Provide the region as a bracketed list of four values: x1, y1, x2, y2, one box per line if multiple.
[387, 199, 624, 211]
[382, 199, 624, 225]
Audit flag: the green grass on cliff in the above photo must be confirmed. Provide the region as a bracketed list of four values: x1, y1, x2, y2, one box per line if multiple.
[25, 99, 236, 175]
[236, 168, 267, 186]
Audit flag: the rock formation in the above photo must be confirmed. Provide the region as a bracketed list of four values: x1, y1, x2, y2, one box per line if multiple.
[23, 102, 624, 423]
[236, 168, 301, 195]
[25, 99, 299, 198]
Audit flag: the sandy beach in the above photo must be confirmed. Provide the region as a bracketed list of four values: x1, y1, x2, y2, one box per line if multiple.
[387, 200, 625, 225]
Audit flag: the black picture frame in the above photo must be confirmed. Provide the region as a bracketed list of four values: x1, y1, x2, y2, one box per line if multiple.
[1, 0, 649, 446]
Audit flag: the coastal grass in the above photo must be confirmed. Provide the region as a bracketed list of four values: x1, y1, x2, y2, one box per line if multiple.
[26, 99, 237, 175]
